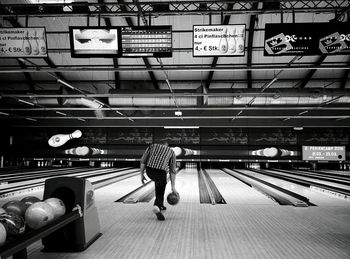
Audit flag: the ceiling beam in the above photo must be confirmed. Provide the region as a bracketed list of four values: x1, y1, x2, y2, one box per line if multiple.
[2, 1, 348, 17]
[246, 2, 259, 89]
[340, 58, 350, 89]
[2, 64, 349, 73]
[117, 0, 159, 90]
[204, 3, 234, 90]
[98, 0, 120, 90]
[17, 59, 36, 92]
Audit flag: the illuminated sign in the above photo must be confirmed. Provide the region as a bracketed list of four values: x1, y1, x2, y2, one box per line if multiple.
[121, 26, 172, 57]
[0, 27, 47, 58]
[302, 146, 346, 161]
[264, 23, 350, 56]
[69, 27, 121, 57]
[193, 25, 246, 57]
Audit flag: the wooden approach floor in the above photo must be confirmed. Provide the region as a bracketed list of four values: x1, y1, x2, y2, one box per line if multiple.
[17, 169, 350, 259]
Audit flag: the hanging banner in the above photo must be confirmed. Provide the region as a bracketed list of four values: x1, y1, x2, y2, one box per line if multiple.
[0, 27, 48, 58]
[302, 146, 346, 161]
[264, 23, 350, 56]
[193, 24, 246, 57]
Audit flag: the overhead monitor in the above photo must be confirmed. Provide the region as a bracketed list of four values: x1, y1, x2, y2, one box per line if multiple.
[121, 26, 172, 57]
[264, 23, 350, 56]
[302, 146, 346, 161]
[0, 27, 48, 58]
[69, 27, 121, 57]
[193, 24, 246, 57]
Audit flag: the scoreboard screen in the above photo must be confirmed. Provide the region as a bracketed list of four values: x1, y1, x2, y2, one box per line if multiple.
[121, 26, 172, 57]
[302, 146, 345, 161]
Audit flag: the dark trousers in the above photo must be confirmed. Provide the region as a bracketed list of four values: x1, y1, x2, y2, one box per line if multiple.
[146, 167, 167, 208]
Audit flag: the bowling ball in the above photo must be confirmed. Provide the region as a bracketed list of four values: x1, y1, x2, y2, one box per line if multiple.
[21, 196, 41, 209]
[25, 202, 55, 230]
[0, 212, 25, 235]
[44, 197, 66, 219]
[0, 223, 6, 246]
[167, 192, 180, 206]
[2, 200, 27, 217]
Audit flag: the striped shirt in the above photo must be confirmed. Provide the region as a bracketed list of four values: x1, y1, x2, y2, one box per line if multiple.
[141, 144, 176, 174]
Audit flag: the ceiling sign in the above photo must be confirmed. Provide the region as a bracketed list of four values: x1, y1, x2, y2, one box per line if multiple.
[264, 23, 350, 56]
[0, 27, 47, 58]
[302, 146, 346, 161]
[121, 26, 172, 57]
[69, 27, 121, 57]
[193, 25, 246, 57]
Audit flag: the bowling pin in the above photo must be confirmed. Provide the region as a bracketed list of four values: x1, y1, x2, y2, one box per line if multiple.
[22, 31, 31, 55]
[263, 147, 278, 157]
[227, 27, 236, 54]
[171, 147, 182, 157]
[38, 30, 47, 55]
[218, 28, 228, 54]
[235, 26, 245, 54]
[76, 146, 89, 156]
[48, 129, 82, 147]
[31, 31, 39, 55]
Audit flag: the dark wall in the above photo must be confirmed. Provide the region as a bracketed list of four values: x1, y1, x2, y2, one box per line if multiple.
[1, 127, 349, 161]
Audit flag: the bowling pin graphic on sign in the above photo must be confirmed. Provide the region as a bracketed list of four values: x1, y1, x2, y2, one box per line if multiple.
[235, 26, 245, 54]
[22, 31, 31, 55]
[48, 129, 82, 147]
[31, 31, 39, 55]
[218, 28, 228, 54]
[227, 28, 237, 54]
[38, 30, 47, 55]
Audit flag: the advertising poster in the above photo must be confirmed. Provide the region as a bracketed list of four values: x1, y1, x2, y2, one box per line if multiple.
[302, 146, 346, 161]
[0, 27, 47, 58]
[264, 23, 350, 56]
[70, 27, 121, 57]
[193, 24, 246, 56]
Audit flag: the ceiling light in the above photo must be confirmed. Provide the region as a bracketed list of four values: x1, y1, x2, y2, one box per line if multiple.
[25, 117, 37, 122]
[18, 99, 35, 106]
[298, 110, 308, 115]
[164, 126, 199, 129]
[56, 111, 67, 116]
[175, 111, 182, 116]
[293, 126, 303, 130]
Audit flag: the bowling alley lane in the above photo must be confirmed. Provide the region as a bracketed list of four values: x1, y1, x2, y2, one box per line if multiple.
[164, 168, 200, 203]
[204, 169, 277, 205]
[26, 172, 350, 259]
[240, 169, 350, 206]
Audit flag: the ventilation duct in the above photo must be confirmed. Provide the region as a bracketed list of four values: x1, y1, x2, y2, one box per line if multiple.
[108, 90, 198, 106]
[62, 98, 105, 119]
[33, 96, 105, 119]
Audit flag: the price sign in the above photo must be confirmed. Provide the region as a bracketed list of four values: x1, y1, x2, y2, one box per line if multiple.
[302, 146, 346, 161]
[0, 28, 47, 58]
[193, 25, 246, 57]
[264, 23, 350, 56]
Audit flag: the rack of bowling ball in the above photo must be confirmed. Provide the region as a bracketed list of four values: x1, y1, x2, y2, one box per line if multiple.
[0, 176, 101, 259]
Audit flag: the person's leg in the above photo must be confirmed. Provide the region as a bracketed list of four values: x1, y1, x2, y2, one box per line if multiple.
[153, 173, 167, 208]
[146, 167, 167, 220]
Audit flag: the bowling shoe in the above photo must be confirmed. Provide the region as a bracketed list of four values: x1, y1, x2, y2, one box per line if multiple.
[152, 206, 165, 221]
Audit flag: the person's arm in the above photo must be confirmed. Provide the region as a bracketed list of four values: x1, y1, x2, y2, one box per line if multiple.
[140, 146, 150, 184]
[169, 152, 178, 194]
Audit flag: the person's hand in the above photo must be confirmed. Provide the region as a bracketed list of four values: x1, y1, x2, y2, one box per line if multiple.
[171, 188, 179, 196]
[141, 174, 147, 185]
